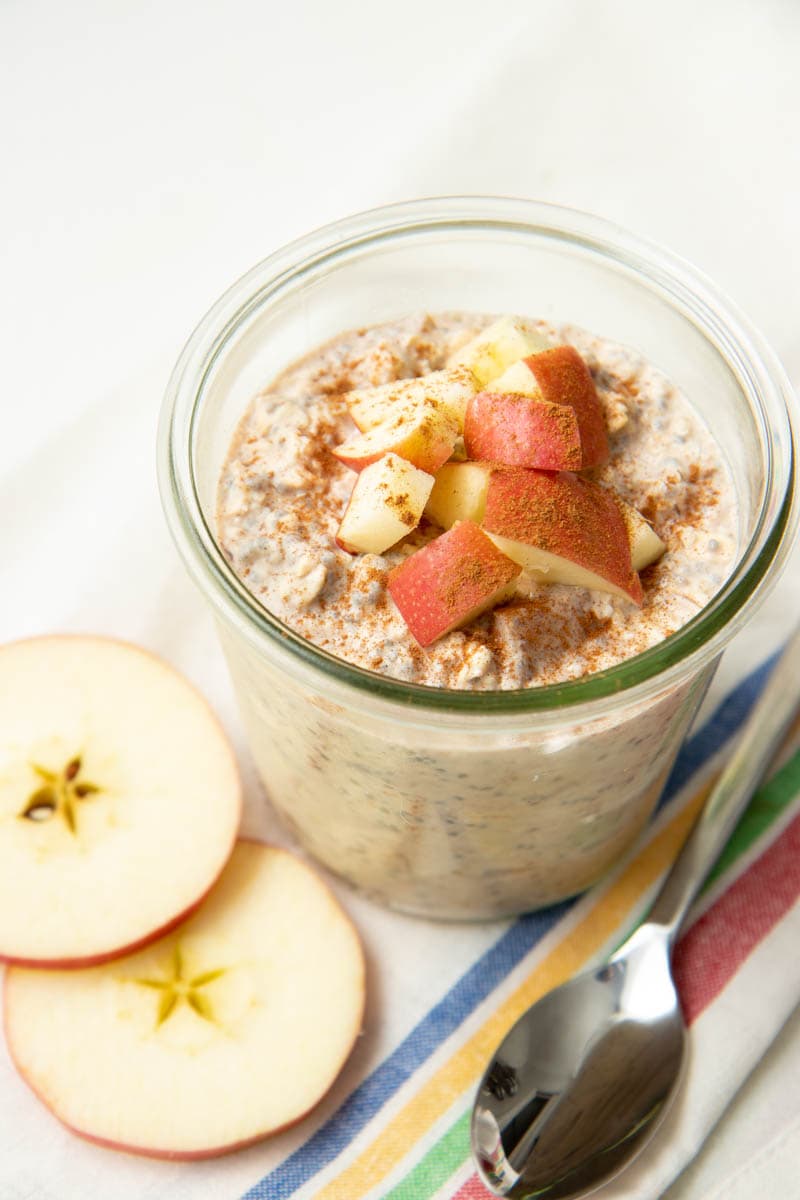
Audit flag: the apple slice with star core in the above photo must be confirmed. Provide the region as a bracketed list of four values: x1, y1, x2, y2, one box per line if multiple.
[0, 636, 241, 967]
[336, 453, 434, 554]
[345, 366, 477, 433]
[387, 521, 521, 646]
[333, 397, 458, 474]
[482, 470, 643, 604]
[4, 840, 365, 1160]
[463, 391, 583, 469]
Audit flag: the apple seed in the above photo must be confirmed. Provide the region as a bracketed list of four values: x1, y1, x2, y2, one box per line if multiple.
[19, 756, 102, 834]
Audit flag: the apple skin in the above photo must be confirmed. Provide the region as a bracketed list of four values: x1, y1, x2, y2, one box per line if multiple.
[523, 346, 609, 468]
[0, 633, 243, 970]
[3, 838, 366, 1161]
[387, 521, 521, 646]
[463, 391, 582, 470]
[482, 469, 642, 605]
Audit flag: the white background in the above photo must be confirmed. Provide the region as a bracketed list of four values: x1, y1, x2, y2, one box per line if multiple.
[2, 2, 799, 1197]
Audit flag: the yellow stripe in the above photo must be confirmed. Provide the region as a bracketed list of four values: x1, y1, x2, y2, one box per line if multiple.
[316, 782, 711, 1200]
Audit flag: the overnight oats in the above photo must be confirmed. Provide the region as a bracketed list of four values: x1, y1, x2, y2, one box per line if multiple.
[159, 199, 797, 920]
[217, 315, 736, 690]
[212, 313, 738, 915]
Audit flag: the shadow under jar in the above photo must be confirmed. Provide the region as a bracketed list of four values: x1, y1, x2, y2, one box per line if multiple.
[159, 197, 798, 921]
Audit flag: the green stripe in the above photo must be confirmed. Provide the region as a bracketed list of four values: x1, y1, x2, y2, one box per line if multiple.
[701, 746, 800, 893]
[381, 748, 800, 1200]
[382, 1110, 470, 1200]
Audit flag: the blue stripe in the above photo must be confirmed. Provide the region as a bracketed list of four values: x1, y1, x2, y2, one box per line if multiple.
[244, 651, 777, 1199]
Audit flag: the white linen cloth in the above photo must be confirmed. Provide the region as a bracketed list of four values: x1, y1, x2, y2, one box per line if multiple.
[1, 2, 799, 1196]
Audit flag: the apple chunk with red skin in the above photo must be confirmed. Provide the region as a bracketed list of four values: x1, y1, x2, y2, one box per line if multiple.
[387, 521, 521, 646]
[482, 470, 643, 604]
[336, 453, 434, 555]
[4, 841, 365, 1160]
[491, 345, 609, 468]
[463, 391, 582, 470]
[334, 397, 459, 474]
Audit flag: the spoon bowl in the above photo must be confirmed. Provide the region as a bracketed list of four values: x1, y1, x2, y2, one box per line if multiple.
[472, 926, 686, 1197]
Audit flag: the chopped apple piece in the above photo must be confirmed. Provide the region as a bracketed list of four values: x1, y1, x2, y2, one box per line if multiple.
[463, 391, 582, 470]
[424, 462, 493, 529]
[482, 470, 643, 604]
[447, 317, 552, 387]
[449, 436, 468, 462]
[346, 367, 477, 433]
[523, 345, 609, 467]
[387, 521, 521, 646]
[0, 636, 241, 967]
[617, 499, 667, 570]
[491, 347, 609, 467]
[336, 453, 434, 555]
[5, 841, 365, 1159]
[333, 397, 458, 474]
[489, 359, 542, 395]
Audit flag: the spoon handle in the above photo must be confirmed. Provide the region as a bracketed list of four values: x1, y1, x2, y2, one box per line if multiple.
[643, 626, 800, 944]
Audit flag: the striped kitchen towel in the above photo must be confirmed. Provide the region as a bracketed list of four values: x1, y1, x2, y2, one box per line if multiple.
[242, 647, 800, 1200]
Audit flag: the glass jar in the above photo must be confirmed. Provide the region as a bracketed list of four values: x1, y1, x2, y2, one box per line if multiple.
[158, 198, 798, 920]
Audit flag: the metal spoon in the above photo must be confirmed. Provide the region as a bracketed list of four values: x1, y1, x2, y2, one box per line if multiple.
[472, 627, 800, 1199]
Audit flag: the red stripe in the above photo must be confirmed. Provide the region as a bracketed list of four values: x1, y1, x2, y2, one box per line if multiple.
[450, 812, 800, 1200]
[673, 810, 800, 1022]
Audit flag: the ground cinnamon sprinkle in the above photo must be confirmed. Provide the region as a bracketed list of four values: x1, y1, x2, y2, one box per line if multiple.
[218, 312, 737, 689]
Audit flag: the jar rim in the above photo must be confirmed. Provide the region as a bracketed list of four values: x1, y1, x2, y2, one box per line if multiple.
[158, 196, 799, 716]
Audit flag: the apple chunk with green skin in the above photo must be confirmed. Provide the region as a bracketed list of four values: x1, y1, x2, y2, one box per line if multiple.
[446, 317, 552, 387]
[424, 461, 494, 529]
[387, 521, 521, 646]
[336, 453, 434, 554]
[333, 397, 459, 474]
[482, 470, 643, 604]
[4, 840, 365, 1160]
[0, 636, 241, 968]
[463, 391, 583, 470]
[491, 345, 609, 468]
[345, 366, 477, 433]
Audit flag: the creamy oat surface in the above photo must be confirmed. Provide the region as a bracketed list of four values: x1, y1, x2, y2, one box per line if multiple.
[216, 314, 737, 689]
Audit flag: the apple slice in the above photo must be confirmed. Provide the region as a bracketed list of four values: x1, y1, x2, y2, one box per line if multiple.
[617, 499, 667, 570]
[5, 840, 365, 1159]
[447, 317, 552, 387]
[345, 366, 477, 433]
[482, 470, 643, 604]
[387, 521, 521, 646]
[0, 636, 241, 967]
[333, 397, 459, 474]
[336, 453, 434, 554]
[463, 391, 582, 470]
[424, 461, 493, 529]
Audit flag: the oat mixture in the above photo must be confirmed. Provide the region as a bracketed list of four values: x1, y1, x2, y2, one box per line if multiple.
[217, 314, 737, 689]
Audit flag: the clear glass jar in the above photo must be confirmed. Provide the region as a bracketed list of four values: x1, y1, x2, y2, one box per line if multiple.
[158, 198, 798, 920]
